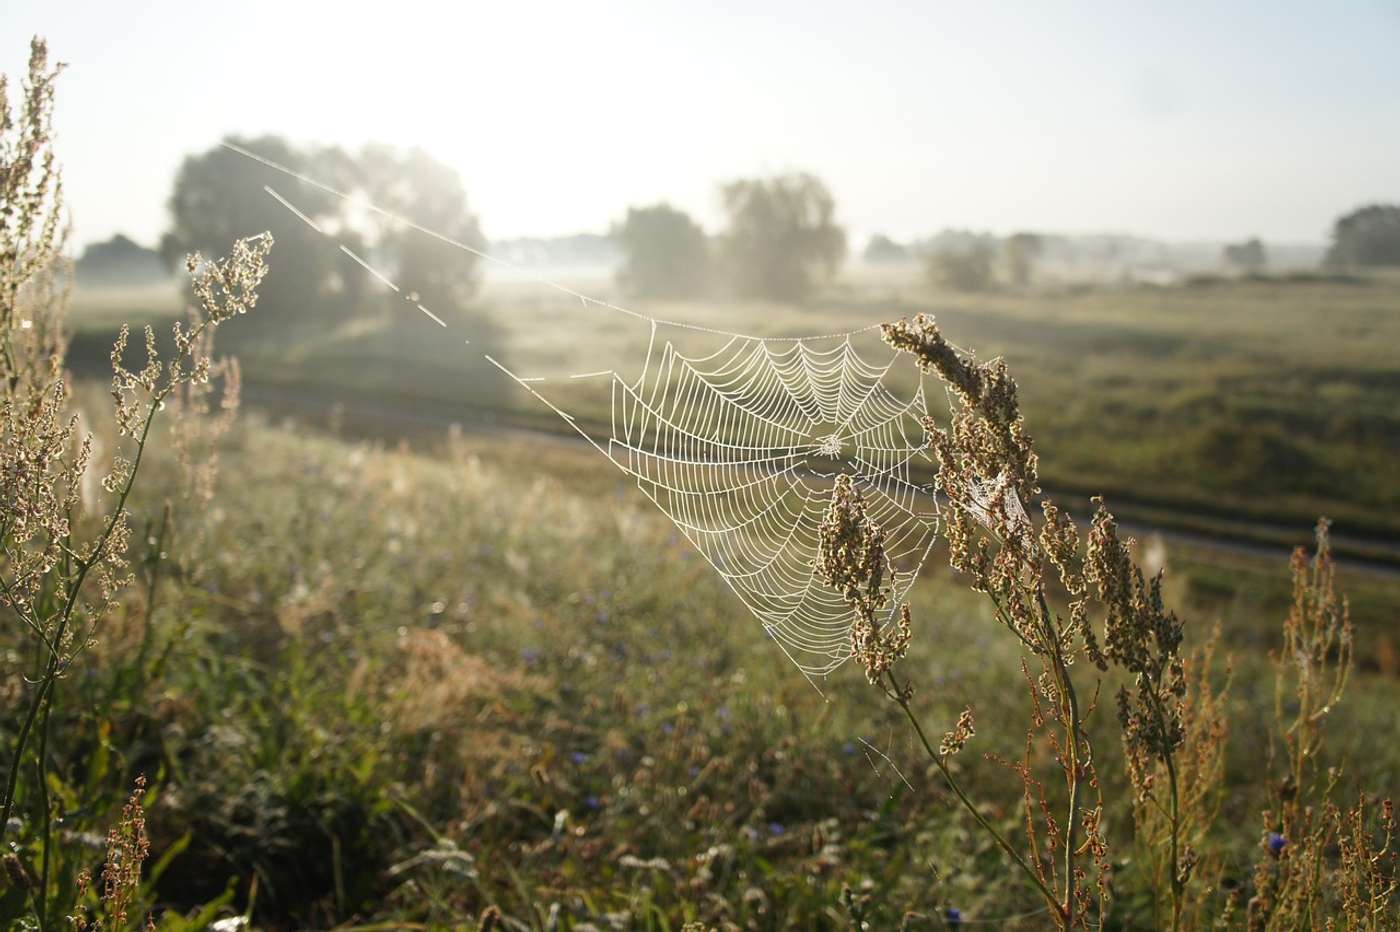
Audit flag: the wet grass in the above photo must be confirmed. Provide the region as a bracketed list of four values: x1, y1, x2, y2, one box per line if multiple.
[8, 413, 1395, 927]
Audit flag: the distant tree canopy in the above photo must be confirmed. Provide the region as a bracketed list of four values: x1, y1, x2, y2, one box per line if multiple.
[1325, 204, 1400, 268]
[928, 237, 996, 293]
[612, 203, 710, 299]
[355, 144, 486, 315]
[1003, 232, 1044, 287]
[863, 234, 909, 264]
[1222, 237, 1267, 272]
[162, 136, 362, 329]
[162, 136, 484, 330]
[75, 234, 168, 286]
[718, 173, 846, 301]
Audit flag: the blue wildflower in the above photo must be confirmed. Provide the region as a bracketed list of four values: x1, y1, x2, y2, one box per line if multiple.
[585, 796, 601, 810]
[945, 906, 962, 927]
[768, 821, 785, 836]
[1268, 832, 1287, 856]
[570, 751, 588, 766]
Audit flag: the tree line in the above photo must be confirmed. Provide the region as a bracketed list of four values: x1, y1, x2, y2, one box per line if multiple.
[159, 136, 486, 333]
[116, 134, 1400, 317]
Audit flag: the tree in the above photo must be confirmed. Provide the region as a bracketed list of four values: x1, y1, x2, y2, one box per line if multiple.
[929, 239, 996, 292]
[354, 144, 486, 317]
[1222, 237, 1267, 273]
[75, 234, 168, 285]
[1325, 204, 1400, 267]
[163, 137, 486, 332]
[612, 203, 710, 299]
[718, 173, 846, 301]
[1004, 232, 1044, 287]
[162, 135, 366, 331]
[863, 234, 909, 264]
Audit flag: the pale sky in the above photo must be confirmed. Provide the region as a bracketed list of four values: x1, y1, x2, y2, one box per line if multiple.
[3, 0, 1398, 249]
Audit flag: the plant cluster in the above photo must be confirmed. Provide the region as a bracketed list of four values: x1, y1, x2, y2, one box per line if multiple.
[1, 37, 271, 928]
[811, 312, 1397, 928]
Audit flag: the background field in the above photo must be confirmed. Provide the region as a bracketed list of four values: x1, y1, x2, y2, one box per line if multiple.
[72, 265, 1400, 563]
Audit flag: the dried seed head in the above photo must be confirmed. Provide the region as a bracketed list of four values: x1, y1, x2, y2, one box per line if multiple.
[816, 474, 911, 684]
[816, 474, 886, 611]
[939, 707, 977, 757]
[883, 314, 1038, 500]
[99, 775, 150, 927]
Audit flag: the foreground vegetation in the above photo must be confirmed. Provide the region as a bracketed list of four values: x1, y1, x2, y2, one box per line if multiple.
[6, 33, 1399, 931]
[2, 414, 1397, 928]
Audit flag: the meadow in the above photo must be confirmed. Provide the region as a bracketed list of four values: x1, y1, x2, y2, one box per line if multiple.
[4, 16, 1397, 929]
[71, 264, 1400, 564]
[8, 408, 1397, 928]
[23, 266, 1396, 927]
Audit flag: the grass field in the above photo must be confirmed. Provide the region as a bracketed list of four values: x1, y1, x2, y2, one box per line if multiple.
[12, 8, 1396, 924]
[72, 266, 1400, 559]
[5, 409, 1393, 928]
[48, 266, 1400, 927]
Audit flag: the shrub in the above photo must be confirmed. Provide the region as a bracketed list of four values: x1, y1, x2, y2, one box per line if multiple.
[718, 173, 846, 301]
[928, 239, 996, 292]
[613, 203, 710, 299]
[1326, 204, 1400, 268]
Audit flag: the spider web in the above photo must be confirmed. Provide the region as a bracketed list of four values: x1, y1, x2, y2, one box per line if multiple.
[229, 143, 941, 686]
[605, 332, 937, 677]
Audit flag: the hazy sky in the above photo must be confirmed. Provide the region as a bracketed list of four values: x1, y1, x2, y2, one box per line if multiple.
[3, 0, 1398, 249]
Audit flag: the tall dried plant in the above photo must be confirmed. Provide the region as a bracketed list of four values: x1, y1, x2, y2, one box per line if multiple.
[1245, 523, 1396, 929]
[822, 315, 1396, 929]
[0, 36, 272, 926]
[816, 314, 1228, 928]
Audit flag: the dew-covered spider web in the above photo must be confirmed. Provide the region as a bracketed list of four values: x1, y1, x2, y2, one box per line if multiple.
[602, 329, 939, 679]
[229, 143, 944, 688]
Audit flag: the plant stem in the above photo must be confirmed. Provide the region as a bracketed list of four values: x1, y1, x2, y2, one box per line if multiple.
[1056, 649, 1084, 928]
[1037, 586, 1086, 928]
[0, 390, 162, 840]
[0, 675, 53, 836]
[134, 501, 171, 677]
[34, 682, 53, 931]
[1145, 684, 1184, 932]
[884, 671, 1067, 925]
[1165, 749, 1182, 932]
